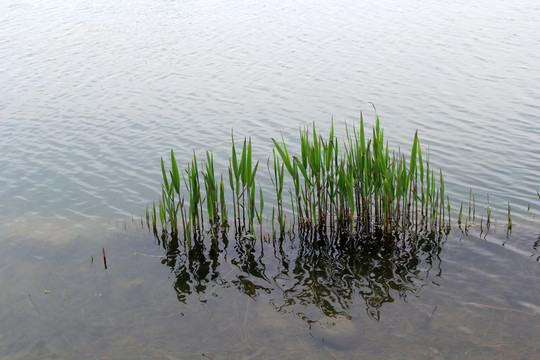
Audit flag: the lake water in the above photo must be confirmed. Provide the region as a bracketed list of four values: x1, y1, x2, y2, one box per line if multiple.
[1, 0, 539, 358]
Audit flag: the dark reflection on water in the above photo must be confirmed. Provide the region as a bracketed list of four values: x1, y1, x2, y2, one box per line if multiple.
[533, 234, 540, 261]
[154, 229, 443, 321]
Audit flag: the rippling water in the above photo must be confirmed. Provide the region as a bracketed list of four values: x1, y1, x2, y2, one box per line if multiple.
[1, 0, 539, 232]
[1, 1, 540, 357]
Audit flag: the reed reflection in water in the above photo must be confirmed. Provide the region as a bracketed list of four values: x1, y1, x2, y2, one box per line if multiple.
[153, 229, 443, 322]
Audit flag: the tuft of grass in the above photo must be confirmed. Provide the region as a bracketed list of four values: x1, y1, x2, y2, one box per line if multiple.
[273, 113, 447, 237]
[147, 114, 449, 246]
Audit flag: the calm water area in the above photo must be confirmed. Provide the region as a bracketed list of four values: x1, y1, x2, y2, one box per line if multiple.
[1, 0, 540, 358]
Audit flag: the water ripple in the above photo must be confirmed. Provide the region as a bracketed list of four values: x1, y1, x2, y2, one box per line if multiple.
[1, 0, 539, 231]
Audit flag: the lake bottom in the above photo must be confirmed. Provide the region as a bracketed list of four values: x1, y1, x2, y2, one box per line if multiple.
[0, 222, 539, 359]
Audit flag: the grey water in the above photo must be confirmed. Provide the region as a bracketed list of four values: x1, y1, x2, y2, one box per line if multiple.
[1, 0, 539, 358]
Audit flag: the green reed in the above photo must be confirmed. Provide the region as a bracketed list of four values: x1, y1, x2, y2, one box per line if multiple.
[148, 115, 449, 245]
[454, 189, 521, 236]
[229, 133, 260, 233]
[268, 149, 286, 233]
[272, 113, 449, 238]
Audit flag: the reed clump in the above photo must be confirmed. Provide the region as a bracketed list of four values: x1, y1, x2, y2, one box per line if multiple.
[146, 114, 449, 244]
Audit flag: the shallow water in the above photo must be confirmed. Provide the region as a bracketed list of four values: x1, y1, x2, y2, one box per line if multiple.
[1, 0, 540, 358]
[1, 225, 539, 359]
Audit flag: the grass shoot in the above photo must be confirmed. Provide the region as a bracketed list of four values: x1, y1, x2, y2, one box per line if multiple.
[147, 114, 452, 246]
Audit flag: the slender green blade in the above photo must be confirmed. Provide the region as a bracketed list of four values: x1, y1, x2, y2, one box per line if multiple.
[231, 132, 239, 178]
[410, 131, 418, 176]
[293, 157, 312, 187]
[259, 187, 264, 219]
[272, 138, 294, 176]
[161, 157, 170, 194]
[240, 138, 247, 185]
[247, 138, 253, 184]
[417, 134, 424, 182]
[250, 161, 259, 186]
[171, 149, 180, 194]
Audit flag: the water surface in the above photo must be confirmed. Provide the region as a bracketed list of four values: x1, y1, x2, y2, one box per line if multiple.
[1, 0, 539, 358]
[1, 225, 538, 359]
[1, 0, 539, 228]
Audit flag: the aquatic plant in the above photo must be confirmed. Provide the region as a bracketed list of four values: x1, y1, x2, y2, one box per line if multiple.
[271, 114, 448, 239]
[454, 189, 523, 236]
[147, 113, 448, 245]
